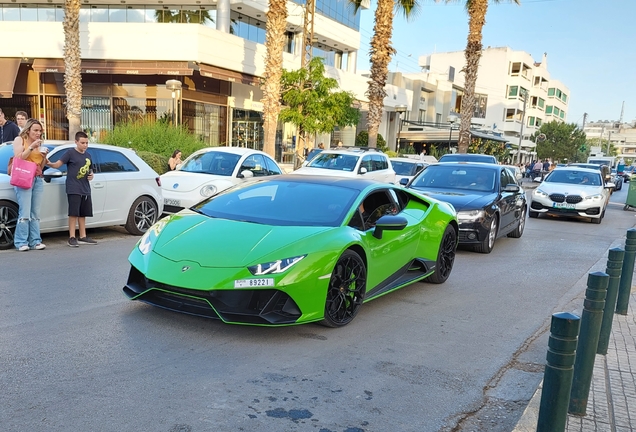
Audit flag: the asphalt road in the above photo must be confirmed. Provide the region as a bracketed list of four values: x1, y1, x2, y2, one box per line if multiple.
[1, 186, 635, 432]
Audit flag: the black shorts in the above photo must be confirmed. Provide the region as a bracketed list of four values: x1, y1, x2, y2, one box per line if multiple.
[68, 194, 93, 217]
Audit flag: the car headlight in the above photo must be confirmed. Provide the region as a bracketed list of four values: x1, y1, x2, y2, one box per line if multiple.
[457, 209, 485, 222]
[248, 255, 306, 275]
[585, 193, 603, 201]
[200, 184, 217, 197]
[138, 219, 168, 255]
[533, 188, 549, 198]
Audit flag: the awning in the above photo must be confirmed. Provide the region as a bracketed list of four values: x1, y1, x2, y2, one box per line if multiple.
[0, 58, 21, 98]
[198, 64, 260, 86]
[470, 130, 509, 143]
[32, 59, 193, 76]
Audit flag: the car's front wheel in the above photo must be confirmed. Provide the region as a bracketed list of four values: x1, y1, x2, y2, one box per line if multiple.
[125, 196, 159, 235]
[0, 200, 18, 250]
[475, 216, 498, 254]
[322, 250, 367, 328]
[425, 225, 457, 284]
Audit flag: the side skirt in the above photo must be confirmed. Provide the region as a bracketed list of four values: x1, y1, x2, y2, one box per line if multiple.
[365, 258, 436, 300]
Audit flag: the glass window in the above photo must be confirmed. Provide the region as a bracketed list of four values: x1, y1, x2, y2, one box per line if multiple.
[548, 88, 555, 97]
[37, 7, 57, 22]
[372, 154, 388, 171]
[92, 149, 139, 173]
[505, 109, 516, 121]
[264, 156, 282, 175]
[239, 154, 268, 177]
[508, 86, 518, 98]
[109, 8, 127, 22]
[546, 106, 553, 115]
[510, 62, 521, 75]
[528, 117, 535, 127]
[562, 93, 568, 103]
[554, 107, 560, 116]
[538, 98, 545, 109]
[90, 7, 109, 22]
[2, 6, 20, 21]
[55, 6, 65, 21]
[536, 118, 542, 127]
[556, 89, 562, 99]
[560, 111, 565, 119]
[20, 5, 38, 21]
[361, 155, 373, 172]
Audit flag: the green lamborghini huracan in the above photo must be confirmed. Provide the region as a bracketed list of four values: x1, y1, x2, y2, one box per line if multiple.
[124, 175, 458, 327]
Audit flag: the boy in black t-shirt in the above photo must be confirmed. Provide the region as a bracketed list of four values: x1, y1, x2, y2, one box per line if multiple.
[47, 131, 97, 247]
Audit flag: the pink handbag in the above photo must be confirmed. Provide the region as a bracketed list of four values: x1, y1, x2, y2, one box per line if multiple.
[9, 157, 38, 189]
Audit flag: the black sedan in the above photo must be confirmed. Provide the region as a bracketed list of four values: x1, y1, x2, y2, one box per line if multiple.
[403, 162, 527, 253]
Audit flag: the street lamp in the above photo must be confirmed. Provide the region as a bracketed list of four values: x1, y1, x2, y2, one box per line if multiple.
[395, 104, 407, 152]
[165, 79, 182, 127]
[447, 114, 458, 149]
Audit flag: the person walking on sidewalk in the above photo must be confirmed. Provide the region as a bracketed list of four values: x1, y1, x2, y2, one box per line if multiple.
[46, 131, 97, 247]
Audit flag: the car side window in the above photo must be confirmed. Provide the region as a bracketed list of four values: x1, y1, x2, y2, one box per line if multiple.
[239, 154, 267, 177]
[371, 154, 387, 171]
[264, 156, 282, 175]
[356, 190, 398, 230]
[44, 149, 68, 174]
[361, 155, 373, 172]
[389, 188, 408, 212]
[92, 149, 138, 173]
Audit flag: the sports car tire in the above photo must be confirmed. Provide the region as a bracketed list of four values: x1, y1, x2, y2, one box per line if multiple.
[125, 196, 159, 236]
[0, 200, 18, 250]
[507, 207, 526, 238]
[425, 225, 457, 284]
[322, 250, 367, 328]
[475, 216, 498, 254]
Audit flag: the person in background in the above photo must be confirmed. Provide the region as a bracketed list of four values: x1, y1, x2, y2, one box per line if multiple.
[47, 131, 97, 247]
[168, 149, 182, 170]
[12, 119, 49, 251]
[15, 111, 28, 131]
[318, 143, 325, 149]
[0, 108, 21, 144]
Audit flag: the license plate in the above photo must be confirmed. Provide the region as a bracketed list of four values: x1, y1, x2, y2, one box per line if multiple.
[553, 202, 575, 210]
[234, 278, 275, 288]
[164, 198, 181, 207]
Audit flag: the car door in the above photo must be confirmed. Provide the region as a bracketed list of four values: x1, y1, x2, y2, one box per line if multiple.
[39, 146, 72, 230]
[360, 155, 373, 178]
[263, 155, 282, 176]
[238, 154, 269, 178]
[498, 168, 519, 233]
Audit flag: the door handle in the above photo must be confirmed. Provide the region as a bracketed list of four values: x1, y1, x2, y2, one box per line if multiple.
[93, 182, 105, 189]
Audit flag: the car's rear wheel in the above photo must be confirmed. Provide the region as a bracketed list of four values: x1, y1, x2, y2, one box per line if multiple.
[507, 207, 526, 238]
[475, 216, 498, 254]
[425, 225, 457, 284]
[322, 250, 367, 328]
[0, 200, 18, 250]
[125, 196, 158, 235]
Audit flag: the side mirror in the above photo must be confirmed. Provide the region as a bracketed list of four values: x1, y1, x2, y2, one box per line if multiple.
[238, 170, 254, 179]
[502, 184, 520, 192]
[373, 215, 407, 239]
[43, 169, 64, 183]
[399, 178, 409, 186]
[359, 167, 368, 175]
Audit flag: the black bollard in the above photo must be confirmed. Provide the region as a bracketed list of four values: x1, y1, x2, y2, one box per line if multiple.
[616, 229, 636, 315]
[569, 272, 609, 416]
[537, 312, 580, 432]
[598, 248, 624, 355]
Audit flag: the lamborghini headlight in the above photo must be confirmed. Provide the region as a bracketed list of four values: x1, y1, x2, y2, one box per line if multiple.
[248, 255, 306, 275]
[457, 209, 485, 222]
[200, 184, 217, 197]
[138, 219, 167, 255]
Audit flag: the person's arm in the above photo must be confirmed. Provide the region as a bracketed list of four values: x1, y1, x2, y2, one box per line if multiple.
[13, 137, 38, 160]
[47, 150, 69, 169]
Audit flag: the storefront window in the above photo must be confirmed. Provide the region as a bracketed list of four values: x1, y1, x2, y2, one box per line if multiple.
[232, 109, 263, 150]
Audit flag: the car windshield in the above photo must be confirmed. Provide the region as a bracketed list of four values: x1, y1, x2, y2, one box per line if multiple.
[180, 151, 240, 175]
[307, 153, 359, 172]
[306, 149, 322, 163]
[545, 170, 602, 186]
[391, 161, 420, 176]
[410, 165, 496, 192]
[439, 154, 497, 164]
[194, 180, 359, 226]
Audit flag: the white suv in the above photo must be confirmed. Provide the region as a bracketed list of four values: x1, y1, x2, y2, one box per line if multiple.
[292, 148, 396, 183]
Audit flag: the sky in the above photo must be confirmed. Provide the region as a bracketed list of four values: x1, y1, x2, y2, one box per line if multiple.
[356, 0, 636, 127]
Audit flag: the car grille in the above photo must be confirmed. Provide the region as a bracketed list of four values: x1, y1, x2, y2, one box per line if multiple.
[549, 194, 583, 204]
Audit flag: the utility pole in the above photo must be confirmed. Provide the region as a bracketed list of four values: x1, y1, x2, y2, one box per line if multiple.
[582, 112, 588, 131]
[516, 90, 528, 164]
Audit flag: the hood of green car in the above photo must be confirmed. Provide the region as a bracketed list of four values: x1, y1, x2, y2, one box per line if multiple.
[152, 211, 331, 267]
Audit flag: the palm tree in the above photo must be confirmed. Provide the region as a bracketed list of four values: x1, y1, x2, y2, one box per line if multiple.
[63, 0, 82, 139]
[350, 0, 419, 148]
[444, 0, 520, 153]
[261, 0, 288, 158]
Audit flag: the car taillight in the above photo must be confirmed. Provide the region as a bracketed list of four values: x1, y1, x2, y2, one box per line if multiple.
[155, 177, 161, 187]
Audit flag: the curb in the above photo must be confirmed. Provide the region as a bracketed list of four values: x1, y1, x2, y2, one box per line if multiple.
[512, 382, 543, 432]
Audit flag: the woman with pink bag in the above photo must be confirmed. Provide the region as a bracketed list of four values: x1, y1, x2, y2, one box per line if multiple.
[12, 119, 49, 251]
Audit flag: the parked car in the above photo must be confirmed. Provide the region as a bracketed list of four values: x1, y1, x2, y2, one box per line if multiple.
[611, 169, 623, 191]
[390, 157, 427, 185]
[529, 167, 613, 224]
[438, 153, 498, 164]
[160, 147, 283, 214]
[302, 148, 323, 166]
[405, 162, 526, 253]
[0, 142, 163, 250]
[622, 165, 635, 182]
[124, 176, 458, 327]
[568, 163, 612, 185]
[292, 148, 396, 183]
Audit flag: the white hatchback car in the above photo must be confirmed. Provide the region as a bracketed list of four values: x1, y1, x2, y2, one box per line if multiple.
[160, 146, 283, 214]
[529, 166, 613, 224]
[292, 148, 396, 183]
[0, 142, 163, 249]
[390, 157, 428, 185]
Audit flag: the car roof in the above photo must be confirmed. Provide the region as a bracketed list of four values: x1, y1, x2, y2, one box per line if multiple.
[390, 157, 426, 164]
[552, 166, 601, 174]
[428, 161, 502, 170]
[317, 148, 387, 157]
[190, 146, 275, 157]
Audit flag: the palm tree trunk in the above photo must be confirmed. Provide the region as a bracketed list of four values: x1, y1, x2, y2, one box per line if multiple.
[366, 0, 395, 148]
[63, 0, 82, 140]
[457, 0, 488, 153]
[262, 0, 287, 158]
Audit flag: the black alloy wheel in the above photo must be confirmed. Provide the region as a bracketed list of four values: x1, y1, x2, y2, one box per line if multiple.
[0, 201, 18, 250]
[425, 225, 457, 284]
[322, 250, 367, 328]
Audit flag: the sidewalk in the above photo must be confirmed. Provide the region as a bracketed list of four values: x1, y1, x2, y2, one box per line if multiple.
[513, 289, 636, 431]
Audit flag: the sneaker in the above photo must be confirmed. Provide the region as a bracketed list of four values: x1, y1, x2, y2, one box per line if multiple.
[34, 243, 46, 250]
[68, 237, 79, 248]
[78, 237, 97, 245]
[18, 245, 29, 252]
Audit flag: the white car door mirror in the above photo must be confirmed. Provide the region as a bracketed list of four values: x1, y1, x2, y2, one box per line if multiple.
[359, 167, 368, 174]
[239, 170, 254, 179]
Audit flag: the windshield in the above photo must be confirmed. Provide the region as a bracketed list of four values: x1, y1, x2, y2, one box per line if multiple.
[180, 151, 240, 175]
[392, 161, 421, 176]
[194, 180, 358, 226]
[545, 170, 602, 186]
[307, 153, 359, 172]
[306, 149, 322, 163]
[410, 165, 496, 192]
[439, 154, 497, 164]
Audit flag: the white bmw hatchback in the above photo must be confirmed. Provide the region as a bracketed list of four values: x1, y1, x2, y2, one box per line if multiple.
[0, 142, 163, 250]
[292, 148, 396, 183]
[160, 146, 283, 214]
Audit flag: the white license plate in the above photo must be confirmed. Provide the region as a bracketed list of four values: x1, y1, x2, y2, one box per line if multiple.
[234, 278, 275, 288]
[164, 198, 181, 207]
[553, 202, 575, 209]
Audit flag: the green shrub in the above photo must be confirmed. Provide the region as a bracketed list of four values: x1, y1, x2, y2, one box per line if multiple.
[385, 150, 398, 158]
[138, 151, 170, 175]
[354, 130, 388, 152]
[102, 121, 207, 159]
